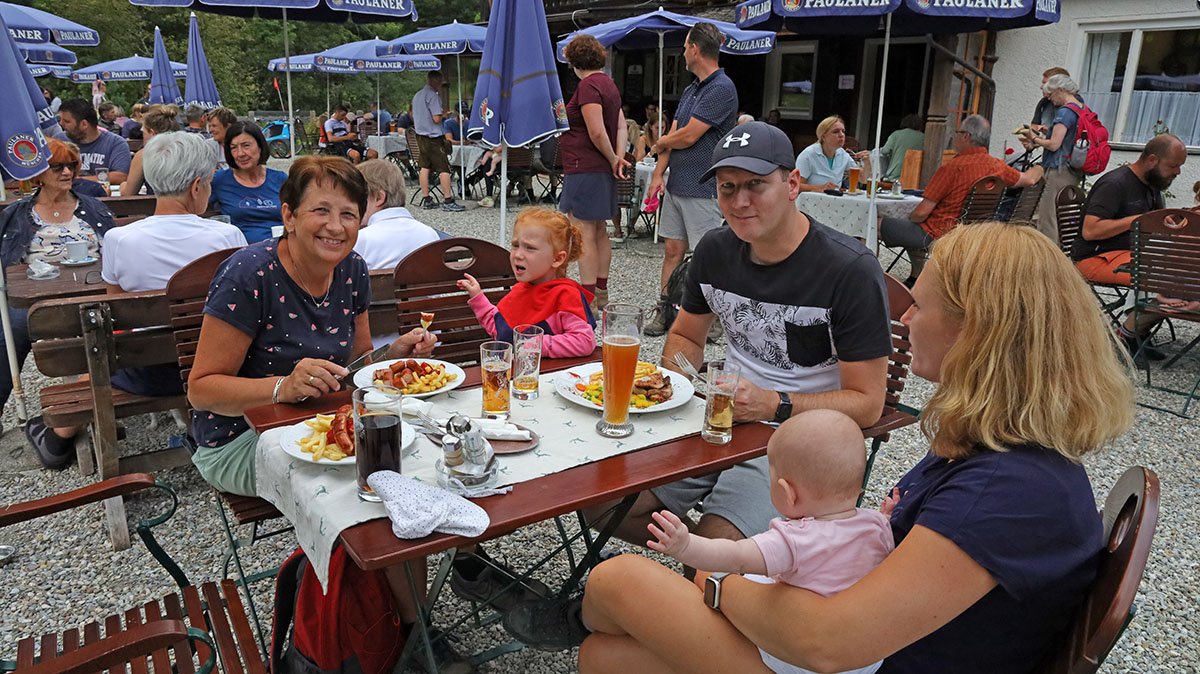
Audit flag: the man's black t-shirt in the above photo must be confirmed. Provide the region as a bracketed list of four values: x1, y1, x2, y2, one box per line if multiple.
[1071, 165, 1163, 261]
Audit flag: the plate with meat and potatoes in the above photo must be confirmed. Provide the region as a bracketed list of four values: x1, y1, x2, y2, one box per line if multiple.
[352, 358, 466, 398]
[278, 406, 417, 465]
[554, 361, 695, 414]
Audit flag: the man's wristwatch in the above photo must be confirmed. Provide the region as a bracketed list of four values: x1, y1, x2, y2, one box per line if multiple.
[773, 391, 793, 423]
[704, 572, 732, 612]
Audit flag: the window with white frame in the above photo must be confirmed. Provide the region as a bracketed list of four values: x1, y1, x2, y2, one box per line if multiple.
[1079, 25, 1200, 147]
[764, 41, 818, 120]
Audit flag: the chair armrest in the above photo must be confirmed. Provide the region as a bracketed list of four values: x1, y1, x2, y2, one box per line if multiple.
[21, 620, 215, 674]
[0, 474, 156, 527]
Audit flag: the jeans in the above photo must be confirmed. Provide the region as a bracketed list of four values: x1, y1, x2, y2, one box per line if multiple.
[0, 307, 31, 411]
[880, 218, 935, 277]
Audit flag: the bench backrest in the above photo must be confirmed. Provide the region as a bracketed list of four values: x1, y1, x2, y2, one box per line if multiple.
[1054, 184, 1087, 256]
[1009, 178, 1046, 223]
[1130, 209, 1200, 304]
[882, 274, 914, 415]
[28, 292, 174, 377]
[165, 248, 240, 390]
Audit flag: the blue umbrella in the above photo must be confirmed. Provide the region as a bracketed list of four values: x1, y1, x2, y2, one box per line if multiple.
[467, 0, 567, 242]
[314, 37, 410, 73]
[72, 55, 188, 82]
[18, 40, 76, 65]
[268, 53, 316, 71]
[184, 13, 221, 108]
[0, 1, 99, 46]
[149, 26, 184, 105]
[28, 64, 73, 79]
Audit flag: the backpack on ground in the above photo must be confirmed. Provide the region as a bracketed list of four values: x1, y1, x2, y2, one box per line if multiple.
[661, 253, 692, 328]
[271, 547, 406, 674]
[1063, 102, 1111, 175]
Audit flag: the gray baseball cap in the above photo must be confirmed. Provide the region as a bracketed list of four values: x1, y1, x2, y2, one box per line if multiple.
[700, 121, 795, 184]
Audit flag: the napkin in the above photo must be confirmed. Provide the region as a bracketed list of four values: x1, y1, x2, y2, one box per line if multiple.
[433, 417, 531, 441]
[400, 398, 434, 417]
[367, 471, 490, 539]
[27, 259, 56, 278]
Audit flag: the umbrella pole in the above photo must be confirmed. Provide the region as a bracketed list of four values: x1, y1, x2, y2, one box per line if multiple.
[326, 72, 330, 114]
[866, 12, 892, 254]
[499, 132, 508, 244]
[655, 30, 665, 244]
[376, 72, 381, 136]
[283, 8, 295, 159]
[457, 54, 466, 200]
[0, 274, 27, 423]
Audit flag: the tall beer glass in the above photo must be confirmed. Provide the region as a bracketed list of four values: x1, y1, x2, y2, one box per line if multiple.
[596, 304, 643, 438]
[847, 164, 861, 193]
[480, 341, 512, 419]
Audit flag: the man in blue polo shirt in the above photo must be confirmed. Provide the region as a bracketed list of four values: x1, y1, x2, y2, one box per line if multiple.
[643, 22, 738, 337]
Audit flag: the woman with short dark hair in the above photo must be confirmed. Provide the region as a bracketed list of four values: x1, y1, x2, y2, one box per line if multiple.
[209, 121, 286, 242]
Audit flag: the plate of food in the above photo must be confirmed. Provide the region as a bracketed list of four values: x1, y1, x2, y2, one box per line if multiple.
[352, 358, 466, 398]
[554, 361, 695, 414]
[279, 406, 416, 464]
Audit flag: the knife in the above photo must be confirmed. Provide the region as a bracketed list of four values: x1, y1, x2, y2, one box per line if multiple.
[344, 344, 391, 379]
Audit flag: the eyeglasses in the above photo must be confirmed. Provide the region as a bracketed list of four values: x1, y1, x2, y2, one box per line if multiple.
[48, 162, 78, 173]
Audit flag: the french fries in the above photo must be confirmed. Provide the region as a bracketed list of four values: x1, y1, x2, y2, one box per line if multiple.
[373, 359, 458, 395]
[297, 413, 348, 462]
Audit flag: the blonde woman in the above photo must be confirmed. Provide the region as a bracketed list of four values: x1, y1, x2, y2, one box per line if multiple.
[120, 105, 182, 196]
[795, 115, 871, 193]
[523, 222, 1135, 674]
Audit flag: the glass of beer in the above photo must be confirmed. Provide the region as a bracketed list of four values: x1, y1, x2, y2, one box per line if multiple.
[702, 360, 740, 444]
[847, 164, 861, 193]
[512, 324, 543, 400]
[480, 341, 512, 419]
[596, 304, 643, 438]
[353, 385, 404, 502]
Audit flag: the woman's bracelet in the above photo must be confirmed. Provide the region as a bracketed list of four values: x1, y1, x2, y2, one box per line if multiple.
[271, 376, 285, 405]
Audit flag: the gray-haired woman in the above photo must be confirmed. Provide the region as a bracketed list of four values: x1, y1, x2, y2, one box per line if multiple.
[1022, 73, 1085, 240]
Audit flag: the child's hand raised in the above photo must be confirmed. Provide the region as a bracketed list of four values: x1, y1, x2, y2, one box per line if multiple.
[647, 510, 691, 558]
[880, 487, 902, 519]
[456, 273, 482, 298]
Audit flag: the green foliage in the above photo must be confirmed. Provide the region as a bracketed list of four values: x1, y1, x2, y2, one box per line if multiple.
[27, 0, 483, 116]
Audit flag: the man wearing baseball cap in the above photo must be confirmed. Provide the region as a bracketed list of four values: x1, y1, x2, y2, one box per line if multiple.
[585, 122, 893, 549]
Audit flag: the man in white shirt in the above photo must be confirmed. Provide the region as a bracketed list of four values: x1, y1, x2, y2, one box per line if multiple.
[353, 159, 441, 270]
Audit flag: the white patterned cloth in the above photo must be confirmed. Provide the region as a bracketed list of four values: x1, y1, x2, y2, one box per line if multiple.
[365, 133, 407, 157]
[367, 471, 490, 539]
[795, 192, 922, 239]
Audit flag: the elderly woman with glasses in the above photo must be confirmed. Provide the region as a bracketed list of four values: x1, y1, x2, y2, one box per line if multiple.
[0, 138, 115, 467]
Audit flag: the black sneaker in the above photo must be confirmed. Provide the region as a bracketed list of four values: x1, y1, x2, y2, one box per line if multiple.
[411, 628, 474, 674]
[1122, 335, 1166, 365]
[441, 199, 466, 212]
[643, 299, 673, 337]
[502, 596, 589, 651]
[24, 418, 74, 470]
[421, 196, 438, 210]
[449, 557, 551, 612]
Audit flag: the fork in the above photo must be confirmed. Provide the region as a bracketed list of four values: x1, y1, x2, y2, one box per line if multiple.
[672, 352, 707, 386]
[413, 410, 444, 436]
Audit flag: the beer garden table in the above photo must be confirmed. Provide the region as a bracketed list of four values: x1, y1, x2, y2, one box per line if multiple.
[365, 132, 408, 158]
[795, 190, 923, 240]
[5, 262, 107, 309]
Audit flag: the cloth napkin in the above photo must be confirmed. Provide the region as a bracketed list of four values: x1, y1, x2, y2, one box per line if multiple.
[401, 398, 434, 417]
[367, 470, 490, 539]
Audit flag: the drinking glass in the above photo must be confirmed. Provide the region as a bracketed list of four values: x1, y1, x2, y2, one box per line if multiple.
[847, 163, 861, 194]
[702, 361, 741, 445]
[353, 385, 403, 502]
[596, 304, 643, 438]
[480, 341, 512, 419]
[512, 324, 544, 400]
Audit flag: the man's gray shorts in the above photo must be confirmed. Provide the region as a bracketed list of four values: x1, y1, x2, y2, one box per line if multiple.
[651, 455, 780, 537]
[657, 191, 724, 250]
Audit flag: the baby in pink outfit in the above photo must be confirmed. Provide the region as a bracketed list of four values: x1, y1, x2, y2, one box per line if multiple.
[648, 409, 894, 674]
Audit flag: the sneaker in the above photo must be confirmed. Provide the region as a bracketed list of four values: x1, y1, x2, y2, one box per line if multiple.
[502, 596, 589, 651]
[706, 319, 725, 345]
[449, 558, 551, 612]
[478, 196, 494, 208]
[643, 299, 672, 337]
[411, 628, 474, 674]
[24, 418, 74, 470]
[442, 199, 466, 212]
[591, 288, 609, 315]
[1122, 335, 1166, 366]
[421, 196, 438, 210]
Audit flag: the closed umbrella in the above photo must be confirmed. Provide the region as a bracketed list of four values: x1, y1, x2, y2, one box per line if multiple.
[184, 12, 221, 108]
[149, 26, 183, 105]
[0, 1, 99, 46]
[72, 55, 187, 82]
[467, 0, 568, 243]
[0, 11, 53, 423]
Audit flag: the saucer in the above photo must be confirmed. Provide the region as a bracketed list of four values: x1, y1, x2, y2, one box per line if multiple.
[26, 267, 59, 280]
[61, 256, 97, 267]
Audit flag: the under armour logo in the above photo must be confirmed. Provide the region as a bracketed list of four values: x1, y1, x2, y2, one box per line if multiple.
[723, 132, 750, 148]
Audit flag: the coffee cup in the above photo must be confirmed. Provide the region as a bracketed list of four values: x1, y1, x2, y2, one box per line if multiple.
[64, 241, 89, 262]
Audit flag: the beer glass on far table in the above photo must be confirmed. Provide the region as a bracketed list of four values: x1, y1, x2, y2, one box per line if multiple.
[481, 341, 512, 419]
[512, 324, 543, 400]
[596, 304, 643, 438]
[847, 163, 861, 194]
[702, 360, 741, 444]
[353, 385, 403, 502]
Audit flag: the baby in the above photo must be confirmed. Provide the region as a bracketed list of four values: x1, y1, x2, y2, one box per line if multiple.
[648, 409, 894, 674]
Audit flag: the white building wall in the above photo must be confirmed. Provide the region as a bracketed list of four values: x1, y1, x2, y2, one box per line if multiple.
[989, 0, 1200, 207]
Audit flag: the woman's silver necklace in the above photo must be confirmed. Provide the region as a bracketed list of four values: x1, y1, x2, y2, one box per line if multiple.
[288, 244, 331, 309]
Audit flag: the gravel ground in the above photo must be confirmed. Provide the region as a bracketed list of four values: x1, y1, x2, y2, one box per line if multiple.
[1, 168, 1196, 673]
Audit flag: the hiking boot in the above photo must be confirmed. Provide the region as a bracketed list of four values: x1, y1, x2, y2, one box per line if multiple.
[449, 557, 551, 612]
[478, 196, 495, 208]
[411, 628, 474, 674]
[25, 418, 74, 470]
[421, 196, 438, 210]
[643, 299, 672, 337]
[591, 288, 609, 314]
[502, 596, 589, 651]
[441, 199, 466, 212]
[706, 319, 725, 345]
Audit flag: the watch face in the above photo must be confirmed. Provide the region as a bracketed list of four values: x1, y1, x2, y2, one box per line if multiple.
[704, 576, 719, 608]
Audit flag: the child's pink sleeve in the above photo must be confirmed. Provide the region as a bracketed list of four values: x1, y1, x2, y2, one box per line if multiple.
[542, 311, 597, 358]
[467, 292, 500, 338]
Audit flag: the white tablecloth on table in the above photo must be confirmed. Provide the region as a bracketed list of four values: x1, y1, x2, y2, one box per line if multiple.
[795, 192, 923, 239]
[450, 145, 485, 171]
[365, 133, 407, 157]
[254, 370, 705, 589]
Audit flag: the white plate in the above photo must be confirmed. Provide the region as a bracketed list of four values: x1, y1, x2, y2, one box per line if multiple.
[61, 256, 98, 266]
[554, 362, 695, 414]
[278, 418, 416, 465]
[876, 193, 910, 200]
[352, 358, 467, 398]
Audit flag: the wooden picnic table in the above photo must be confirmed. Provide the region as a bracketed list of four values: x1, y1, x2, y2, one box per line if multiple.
[5, 261, 109, 309]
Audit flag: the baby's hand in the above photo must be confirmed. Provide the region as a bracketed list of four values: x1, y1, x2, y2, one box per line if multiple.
[880, 487, 902, 518]
[646, 510, 690, 558]
[456, 273, 482, 298]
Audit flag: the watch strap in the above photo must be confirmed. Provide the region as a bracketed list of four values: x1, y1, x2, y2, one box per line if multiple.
[774, 391, 792, 423]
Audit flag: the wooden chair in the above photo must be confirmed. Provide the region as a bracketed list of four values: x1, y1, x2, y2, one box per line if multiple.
[393, 237, 517, 367]
[1129, 209, 1200, 416]
[405, 132, 445, 204]
[1037, 466, 1160, 674]
[899, 149, 923, 190]
[1057, 185, 1130, 328]
[858, 274, 919, 502]
[959, 174, 1006, 224]
[503, 146, 538, 204]
[1, 474, 267, 674]
[1008, 178, 1045, 223]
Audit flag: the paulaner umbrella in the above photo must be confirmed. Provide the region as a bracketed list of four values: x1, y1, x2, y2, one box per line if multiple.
[149, 26, 183, 105]
[184, 12, 221, 108]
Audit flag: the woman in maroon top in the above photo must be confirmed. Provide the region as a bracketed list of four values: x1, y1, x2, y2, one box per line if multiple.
[558, 35, 631, 312]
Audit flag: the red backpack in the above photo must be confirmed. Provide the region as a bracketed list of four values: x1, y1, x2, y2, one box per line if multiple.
[271, 547, 406, 674]
[1063, 102, 1111, 175]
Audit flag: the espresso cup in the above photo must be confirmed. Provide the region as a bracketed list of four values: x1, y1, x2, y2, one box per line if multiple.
[64, 241, 89, 262]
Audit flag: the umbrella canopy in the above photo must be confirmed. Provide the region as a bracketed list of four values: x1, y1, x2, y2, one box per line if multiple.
[377, 19, 485, 56]
[72, 55, 187, 82]
[129, 0, 416, 22]
[149, 26, 183, 105]
[734, 0, 1059, 34]
[314, 37, 413, 73]
[0, 1, 99, 46]
[268, 53, 317, 71]
[557, 8, 776, 61]
[184, 12, 221, 107]
[18, 40, 76, 65]
[0, 12, 49, 181]
[28, 63, 73, 79]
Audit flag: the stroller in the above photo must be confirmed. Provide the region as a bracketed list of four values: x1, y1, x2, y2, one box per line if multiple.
[262, 120, 293, 159]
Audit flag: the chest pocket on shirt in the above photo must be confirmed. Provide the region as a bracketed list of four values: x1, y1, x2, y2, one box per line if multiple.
[784, 321, 833, 367]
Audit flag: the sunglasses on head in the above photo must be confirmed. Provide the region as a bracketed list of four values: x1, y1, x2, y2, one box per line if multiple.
[48, 161, 79, 173]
